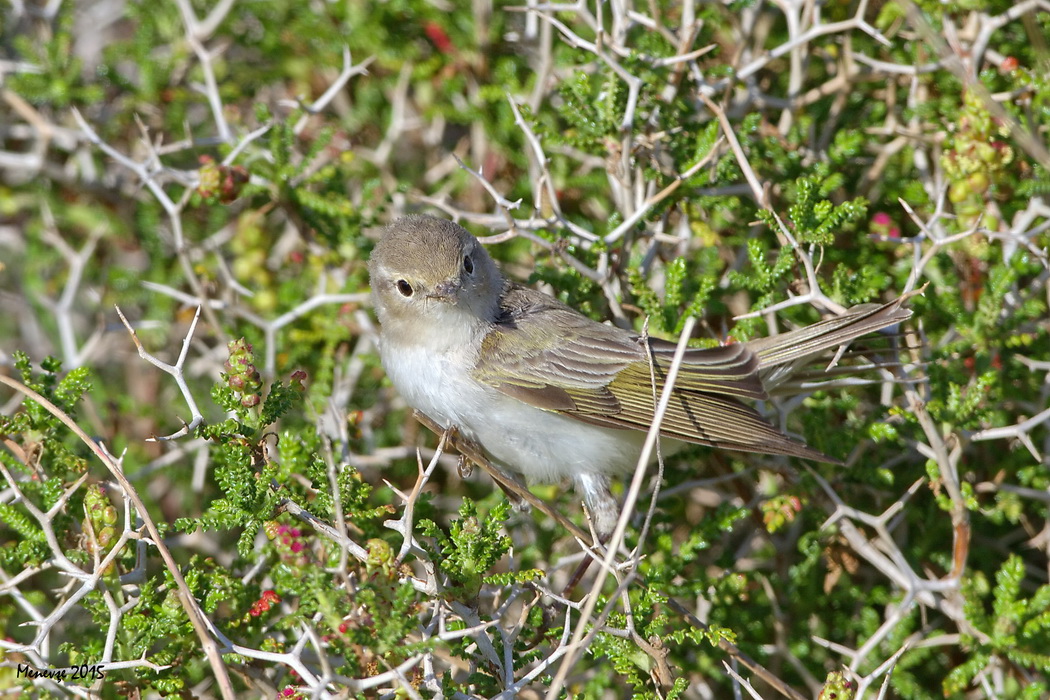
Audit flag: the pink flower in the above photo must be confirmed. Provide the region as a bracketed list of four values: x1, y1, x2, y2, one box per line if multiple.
[871, 212, 901, 239]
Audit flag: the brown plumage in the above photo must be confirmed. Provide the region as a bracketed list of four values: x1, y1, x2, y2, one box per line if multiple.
[474, 283, 913, 464]
[370, 215, 918, 536]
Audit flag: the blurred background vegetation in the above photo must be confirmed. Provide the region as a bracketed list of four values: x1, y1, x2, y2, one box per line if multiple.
[1, 0, 1049, 697]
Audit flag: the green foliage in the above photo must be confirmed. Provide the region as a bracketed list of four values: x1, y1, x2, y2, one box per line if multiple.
[0, 356, 93, 572]
[554, 70, 626, 153]
[725, 237, 798, 318]
[6, 4, 105, 108]
[784, 175, 869, 247]
[628, 253, 718, 335]
[945, 555, 1050, 695]
[419, 499, 512, 601]
[3, 0, 1050, 696]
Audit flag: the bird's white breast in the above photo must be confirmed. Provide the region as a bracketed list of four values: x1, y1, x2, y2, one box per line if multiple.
[380, 340, 646, 484]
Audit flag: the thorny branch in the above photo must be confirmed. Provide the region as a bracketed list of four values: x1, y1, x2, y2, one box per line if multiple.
[3, 0, 1049, 697]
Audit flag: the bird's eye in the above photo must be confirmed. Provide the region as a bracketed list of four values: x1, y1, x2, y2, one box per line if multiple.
[395, 280, 413, 297]
[463, 255, 474, 274]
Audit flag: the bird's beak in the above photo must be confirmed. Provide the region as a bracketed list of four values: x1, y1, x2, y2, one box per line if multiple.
[428, 278, 460, 302]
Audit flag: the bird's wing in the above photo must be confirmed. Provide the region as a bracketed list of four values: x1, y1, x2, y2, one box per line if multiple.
[470, 285, 642, 411]
[473, 284, 831, 461]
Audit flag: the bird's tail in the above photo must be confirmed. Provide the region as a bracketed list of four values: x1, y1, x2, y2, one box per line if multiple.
[745, 288, 923, 392]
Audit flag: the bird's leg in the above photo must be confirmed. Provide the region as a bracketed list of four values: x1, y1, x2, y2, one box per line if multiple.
[562, 472, 622, 597]
[574, 472, 620, 541]
[444, 428, 530, 513]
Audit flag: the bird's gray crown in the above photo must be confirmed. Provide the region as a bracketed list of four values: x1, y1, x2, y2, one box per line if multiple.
[369, 215, 480, 282]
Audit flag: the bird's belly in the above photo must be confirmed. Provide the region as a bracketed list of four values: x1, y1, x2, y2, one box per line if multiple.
[381, 344, 646, 483]
[467, 399, 647, 483]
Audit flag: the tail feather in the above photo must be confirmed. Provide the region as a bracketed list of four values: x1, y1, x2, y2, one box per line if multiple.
[745, 293, 916, 369]
[744, 288, 922, 395]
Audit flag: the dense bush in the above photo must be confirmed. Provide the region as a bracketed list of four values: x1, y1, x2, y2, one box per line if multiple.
[1, 0, 1049, 697]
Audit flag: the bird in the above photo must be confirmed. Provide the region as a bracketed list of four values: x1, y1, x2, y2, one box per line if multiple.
[368, 215, 913, 537]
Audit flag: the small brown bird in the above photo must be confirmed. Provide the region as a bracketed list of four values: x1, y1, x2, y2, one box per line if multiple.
[369, 215, 913, 536]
